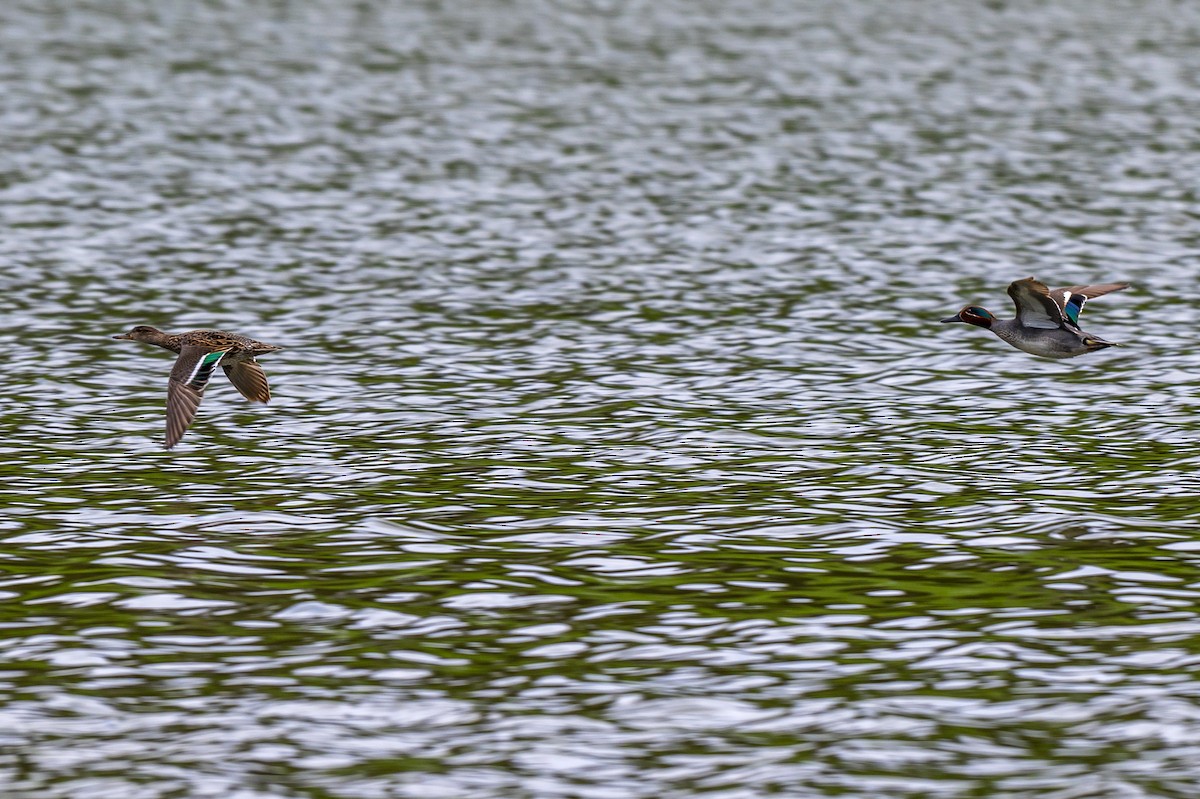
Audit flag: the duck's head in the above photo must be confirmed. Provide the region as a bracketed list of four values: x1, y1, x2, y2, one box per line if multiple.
[941, 306, 995, 329]
[112, 325, 165, 342]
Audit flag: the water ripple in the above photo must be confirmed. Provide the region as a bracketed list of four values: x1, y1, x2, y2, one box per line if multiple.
[3, 0, 1200, 797]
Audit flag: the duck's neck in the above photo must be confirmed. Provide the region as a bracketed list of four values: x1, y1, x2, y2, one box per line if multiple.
[143, 330, 183, 353]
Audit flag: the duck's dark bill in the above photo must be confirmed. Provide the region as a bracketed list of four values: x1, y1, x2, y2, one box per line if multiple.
[940, 316, 964, 323]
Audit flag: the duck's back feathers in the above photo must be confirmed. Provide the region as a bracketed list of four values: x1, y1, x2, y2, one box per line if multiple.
[177, 330, 280, 356]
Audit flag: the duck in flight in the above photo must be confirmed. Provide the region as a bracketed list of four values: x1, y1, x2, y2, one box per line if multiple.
[112, 326, 282, 448]
[941, 277, 1129, 359]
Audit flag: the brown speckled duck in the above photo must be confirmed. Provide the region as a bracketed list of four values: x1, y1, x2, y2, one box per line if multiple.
[112, 326, 282, 449]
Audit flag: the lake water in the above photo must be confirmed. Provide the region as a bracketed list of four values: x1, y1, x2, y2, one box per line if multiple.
[3, 1, 1200, 797]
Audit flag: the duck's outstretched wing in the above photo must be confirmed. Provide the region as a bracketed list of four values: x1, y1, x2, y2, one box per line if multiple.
[165, 347, 227, 449]
[1054, 282, 1131, 300]
[1007, 277, 1066, 330]
[222, 359, 271, 404]
[1049, 282, 1131, 326]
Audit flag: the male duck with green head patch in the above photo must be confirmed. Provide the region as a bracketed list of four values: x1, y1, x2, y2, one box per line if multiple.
[942, 277, 1129, 359]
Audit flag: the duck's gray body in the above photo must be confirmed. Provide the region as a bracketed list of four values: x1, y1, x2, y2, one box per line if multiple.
[984, 318, 1115, 359]
[942, 277, 1128, 359]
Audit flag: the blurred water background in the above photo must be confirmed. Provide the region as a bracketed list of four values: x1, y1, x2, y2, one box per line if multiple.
[3, 1, 1200, 797]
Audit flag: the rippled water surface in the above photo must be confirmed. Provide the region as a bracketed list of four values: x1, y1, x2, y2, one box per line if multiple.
[5, 1, 1200, 796]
